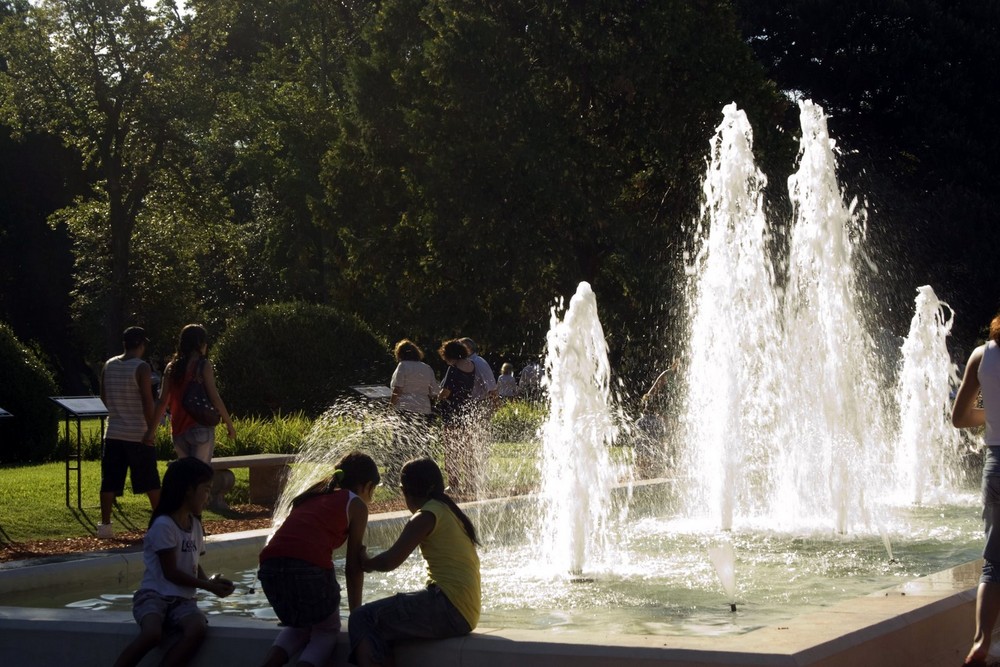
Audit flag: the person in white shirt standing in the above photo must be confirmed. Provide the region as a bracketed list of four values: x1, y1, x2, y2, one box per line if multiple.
[389, 339, 438, 420]
[388, 339, 439, 484]
[98, 326, 160, 539]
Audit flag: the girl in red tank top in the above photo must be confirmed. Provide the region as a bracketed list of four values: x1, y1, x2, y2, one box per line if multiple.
[257, 451, 381, 667]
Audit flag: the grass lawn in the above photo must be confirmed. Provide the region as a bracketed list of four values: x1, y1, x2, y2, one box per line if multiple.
[0, 399, 552, 545]
[0, 460, 253, 542]
[0, 442, 546, 543]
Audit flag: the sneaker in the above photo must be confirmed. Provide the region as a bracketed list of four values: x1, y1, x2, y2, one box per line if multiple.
[96, 523, 114, 539]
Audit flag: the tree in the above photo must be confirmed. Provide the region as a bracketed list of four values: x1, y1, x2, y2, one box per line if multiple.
[330, 0, 789, 367]
[734, 0, 1000, 348]
[0, 0, 203, 356]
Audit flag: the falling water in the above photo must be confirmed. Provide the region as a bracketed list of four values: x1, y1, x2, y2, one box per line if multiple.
[537, 282, 628, 575]
[680, 100, 915, 533]
[681, 102, 782, 530]
[893, 285, 965, 504]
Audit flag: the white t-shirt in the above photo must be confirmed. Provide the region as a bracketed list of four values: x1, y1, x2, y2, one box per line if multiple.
[497, 374, 517, 398]
[981, 341, 1000, 447]
[139, 514, 205, 598]
[469, 354, 496, 400]
[390, 361, 438, 415]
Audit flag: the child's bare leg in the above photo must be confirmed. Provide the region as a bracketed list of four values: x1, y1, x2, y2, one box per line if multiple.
[160, 613, 206, 667]
[353, 636, 379, 667]
[260, 624, 308, 667]
[259, 645, 290, 667]
[296, 613, 339, 667]
[113, 614, 163, 667]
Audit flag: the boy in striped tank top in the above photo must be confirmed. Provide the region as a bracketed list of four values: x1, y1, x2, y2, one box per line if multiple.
[98, 326, 161, 538]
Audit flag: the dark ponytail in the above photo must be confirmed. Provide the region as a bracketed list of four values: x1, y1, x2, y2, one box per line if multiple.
[292, 450, 380, 508]
[400, 457, 479, 546]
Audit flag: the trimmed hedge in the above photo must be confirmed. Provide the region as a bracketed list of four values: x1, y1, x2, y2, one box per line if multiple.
[214, 302, 391, 417]
[0, 323, 59, 462]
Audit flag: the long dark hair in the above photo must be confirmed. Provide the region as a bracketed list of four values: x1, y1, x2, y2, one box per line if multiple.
[167, 324, 208, 385]
[400, 457, 479, 546]
[292, 451, 381, 508]
[150, 457, 214, 528]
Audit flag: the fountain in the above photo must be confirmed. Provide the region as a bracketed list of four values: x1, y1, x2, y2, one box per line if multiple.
[677, 100, 946, 537]
[536, 282, 628, 576]
[0, 100, 984, 666]
[893, 285, 967, 505]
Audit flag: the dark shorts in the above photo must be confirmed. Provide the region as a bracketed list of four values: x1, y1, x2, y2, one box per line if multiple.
[100, 438, 161, 495]
[132, 588, 205, 629]
[348, 585, 471, 665]
[258, 557, 341, 628]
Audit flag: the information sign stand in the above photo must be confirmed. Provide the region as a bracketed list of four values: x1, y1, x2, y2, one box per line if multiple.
[50, 396, 108, 509]
[350, 385, 393, 402]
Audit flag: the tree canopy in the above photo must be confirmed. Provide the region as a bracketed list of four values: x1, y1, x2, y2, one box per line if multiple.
[0, 0, 994, 394]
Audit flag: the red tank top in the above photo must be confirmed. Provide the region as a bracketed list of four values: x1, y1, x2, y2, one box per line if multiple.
[168, 364, 198, 435]
[259, 490, 354, 569]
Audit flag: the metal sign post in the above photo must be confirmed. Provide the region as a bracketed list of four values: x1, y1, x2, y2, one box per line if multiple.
[50, 396, 108, 509]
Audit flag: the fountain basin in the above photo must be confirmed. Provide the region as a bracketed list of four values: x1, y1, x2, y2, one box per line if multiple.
[0, 559, 983, 666]
[0, 483, 989, 666]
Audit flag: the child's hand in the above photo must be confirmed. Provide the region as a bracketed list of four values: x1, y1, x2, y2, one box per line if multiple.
[207, 573, 235, 598]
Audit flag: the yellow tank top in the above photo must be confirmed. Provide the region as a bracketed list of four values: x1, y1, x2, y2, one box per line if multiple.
[418, 499, 481, 628]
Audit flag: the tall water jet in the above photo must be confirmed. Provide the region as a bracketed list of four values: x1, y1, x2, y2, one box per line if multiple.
[681, 103, 782, 530]
[537, 282, 626, 575]
[894, 285, 965, 504]
[680, 100, 906, 533]
[778, 99, 888, 533]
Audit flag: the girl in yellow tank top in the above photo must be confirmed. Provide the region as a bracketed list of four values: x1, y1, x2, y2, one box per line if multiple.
[348, 458, 481, 667]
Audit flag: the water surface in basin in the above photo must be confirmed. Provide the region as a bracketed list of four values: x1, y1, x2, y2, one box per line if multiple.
[8, 497, 981, 637]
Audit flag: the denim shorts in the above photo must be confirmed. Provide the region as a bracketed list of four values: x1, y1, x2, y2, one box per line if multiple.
[172, 426, 216, 463]
[258, 557, 341, 628]
[132, 588, 205, 629]
[348, 585, 471, 665]
[982, 475, 1000, 583]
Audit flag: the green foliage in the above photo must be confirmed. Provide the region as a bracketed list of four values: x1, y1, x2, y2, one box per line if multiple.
[214, 302, 391, 417]
[490, 399, 546, 443]
[0, 0, 239, 359]
[328, 0, 789, 360]
[0, 322, 59, 462]
[209, 413, 314, 457]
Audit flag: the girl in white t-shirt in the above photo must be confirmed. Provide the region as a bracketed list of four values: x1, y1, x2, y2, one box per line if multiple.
[113, 458, 235, 667]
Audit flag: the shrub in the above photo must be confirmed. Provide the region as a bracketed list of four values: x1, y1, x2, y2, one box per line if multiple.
[490, 399, 546, 443]
[210, 413, 314, 457]
[214, 302, 391, 417]
[0, 323, 59, 462]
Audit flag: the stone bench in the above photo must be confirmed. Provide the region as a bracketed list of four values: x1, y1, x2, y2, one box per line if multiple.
[209, 454, 295, 508]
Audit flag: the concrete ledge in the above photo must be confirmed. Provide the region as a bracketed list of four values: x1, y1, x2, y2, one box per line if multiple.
[0, 562, 986, 666]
